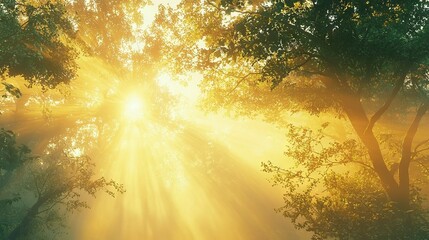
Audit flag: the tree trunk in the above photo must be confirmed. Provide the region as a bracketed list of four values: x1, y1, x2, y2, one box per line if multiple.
[398, 103, 428, 208]
[338, 93, 402, 202]
[7, 196, 46, 240]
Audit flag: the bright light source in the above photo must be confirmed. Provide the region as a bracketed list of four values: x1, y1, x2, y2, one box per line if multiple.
[123, 94, 144, 121]
[69, 148, 84, 157]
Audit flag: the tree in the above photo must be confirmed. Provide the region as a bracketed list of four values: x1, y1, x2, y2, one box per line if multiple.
[0, 128, 32, 232]
[0, 125, 124, 239]
[0, 142, 124, 240]
[0, 1, 137, 238]
[0, 129, 35, 237]
[0, 0, 148, 91]
[263, 124, 429, 239]
[0, 0, 79, 89]
[65, 0, 148, 65]
[152, 0, 429, 237]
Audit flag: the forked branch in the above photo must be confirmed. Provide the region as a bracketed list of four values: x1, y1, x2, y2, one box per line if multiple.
[401, 103, 429, 165]
[399, 102, 429, 201]
[365, 75, 405, 134]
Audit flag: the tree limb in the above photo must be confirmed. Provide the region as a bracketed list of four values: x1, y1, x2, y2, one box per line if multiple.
[365, 74, 405, 134]
[339, 91, 401, 201]
[398, 102, 429, 206]
[412, 138, 429, 157]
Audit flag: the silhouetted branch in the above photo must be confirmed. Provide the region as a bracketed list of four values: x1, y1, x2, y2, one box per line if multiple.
[399, 102, 429, 201]
[365, 74, 405, 134]
[412, 138, 429, 157]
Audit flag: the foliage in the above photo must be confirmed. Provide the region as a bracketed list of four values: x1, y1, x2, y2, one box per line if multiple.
[0, 129, 33, 237]
[262, 125, 429, 239]
[154, 0, 429, 115]
[0, 129, 31, 173]
[0, 0, 149, 90]
[155, 0, 429, 205]
[66, 0, 148, 65]
[0, 0, 79, 88]
[0, 134, 124, 240]
[1, 83, 22, 99]
[150, 2, 429, 235]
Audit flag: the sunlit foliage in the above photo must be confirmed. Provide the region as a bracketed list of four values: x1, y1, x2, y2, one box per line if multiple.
[153, 0, 429, 238]
[2, 0, 429, 239]
[0, 0, 78, 89]
[66, 0, 148, 65]
[263, 125, 429, 239]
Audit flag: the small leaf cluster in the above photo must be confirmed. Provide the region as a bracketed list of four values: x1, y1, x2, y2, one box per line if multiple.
[262, 124, 429, 239]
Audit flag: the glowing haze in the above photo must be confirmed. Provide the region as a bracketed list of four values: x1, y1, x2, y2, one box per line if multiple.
[0, 1, 311, 239]
[122, 94, 145, 121]
[0, 55, 310, 239]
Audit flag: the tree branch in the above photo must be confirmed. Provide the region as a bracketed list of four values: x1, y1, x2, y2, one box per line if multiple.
[339, 91, 402, 201]
[365, 74, 405, 134]
[38, 191, 71, 214]
[412, 138, 429, 157]
[398, 102, 429, 205]
[290, 57, 312, 71]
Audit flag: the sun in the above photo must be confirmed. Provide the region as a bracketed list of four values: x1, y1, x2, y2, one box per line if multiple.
[123, 94, 144, 121]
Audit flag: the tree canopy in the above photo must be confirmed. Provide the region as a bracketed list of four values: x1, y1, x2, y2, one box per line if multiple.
[162, 0, 429, 201]
[0, 0, 78, 88]
[263, 124, 429, 239]
[0, 0, 148, 90]
[67, 0, 148, 65]
[2, 0, 429, 238]
[152, 0, 429, 238]
[0, 1, 140, 238]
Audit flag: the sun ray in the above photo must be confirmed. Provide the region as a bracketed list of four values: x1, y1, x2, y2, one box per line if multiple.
[1, 56, 311, 240]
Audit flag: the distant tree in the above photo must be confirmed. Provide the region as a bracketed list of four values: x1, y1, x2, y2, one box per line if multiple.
[66, 0, 148, 65]
[0, 133, 124, 240]
[0, 129, 33, 237]
[151, 0, 429, 238]
[0, 1, 134, 239]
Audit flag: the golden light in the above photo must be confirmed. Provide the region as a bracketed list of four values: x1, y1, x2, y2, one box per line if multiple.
[1, 58, 307, 240]
[0, 42, 311, 240]
[69, 147, 84, 157]
[123, 94, 144, 121]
